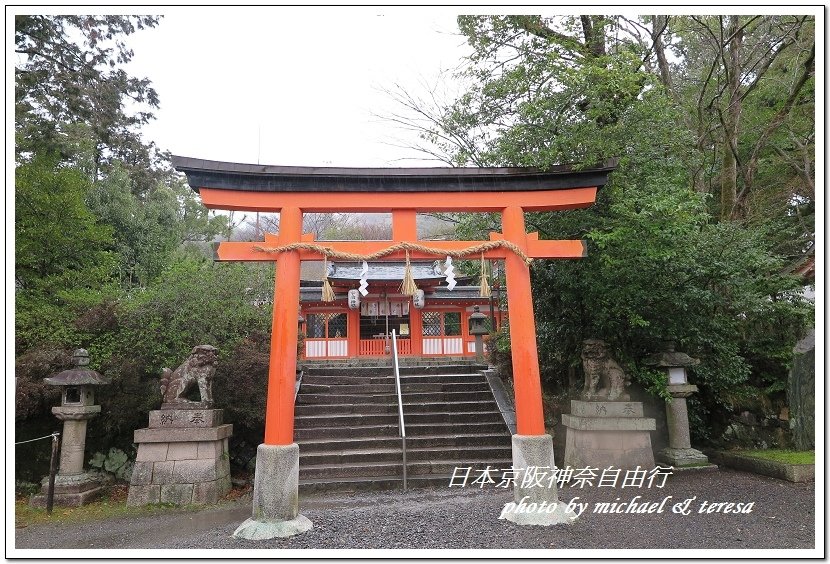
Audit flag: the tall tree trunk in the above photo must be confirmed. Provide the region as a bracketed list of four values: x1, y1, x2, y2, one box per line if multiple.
[651, 15, 673, 91]
[720, 16, 743, 220]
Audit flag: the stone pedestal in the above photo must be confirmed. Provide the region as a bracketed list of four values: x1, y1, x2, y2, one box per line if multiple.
[31, 472, 106, 508]
[31, 404, 105, 508]
[658, 384, 710, 467]
[233, 443, 312, 539]
[499, 434, 576, 525]
[562, 400, 656, 470]
[127, 409, 232, 506]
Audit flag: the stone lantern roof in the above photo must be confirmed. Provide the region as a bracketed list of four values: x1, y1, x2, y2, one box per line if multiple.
[43, 349, 110, 386]
[643, 341, 700, 369]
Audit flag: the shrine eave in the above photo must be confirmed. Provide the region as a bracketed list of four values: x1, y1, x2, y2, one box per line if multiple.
[171, 156, 618, 194]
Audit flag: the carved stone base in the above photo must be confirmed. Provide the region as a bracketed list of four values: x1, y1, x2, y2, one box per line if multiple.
[562, 400, 656, 470]
[30, 472, 105, 508]
[127, 409, 232, 506]
[657, 447, 710, 467]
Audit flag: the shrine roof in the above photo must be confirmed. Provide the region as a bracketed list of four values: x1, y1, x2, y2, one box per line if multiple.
[172, 156, 617, 194]
[299, 285, 487, 303]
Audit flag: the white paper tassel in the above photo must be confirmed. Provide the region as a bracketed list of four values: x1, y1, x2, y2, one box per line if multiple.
[359, 260, 369, 296]
[444, 256, 456, 291]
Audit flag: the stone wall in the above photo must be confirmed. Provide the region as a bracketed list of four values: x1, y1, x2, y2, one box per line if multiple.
[787, 329, 815, 450]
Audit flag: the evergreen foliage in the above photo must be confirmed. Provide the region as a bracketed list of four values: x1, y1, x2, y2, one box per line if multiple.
[396, 14, 814, 441]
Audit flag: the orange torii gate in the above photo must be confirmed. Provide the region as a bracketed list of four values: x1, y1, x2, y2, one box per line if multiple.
[173, 156, 616, 538]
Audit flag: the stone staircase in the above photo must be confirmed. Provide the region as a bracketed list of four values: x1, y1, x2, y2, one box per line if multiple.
[294, 362, 514, 492]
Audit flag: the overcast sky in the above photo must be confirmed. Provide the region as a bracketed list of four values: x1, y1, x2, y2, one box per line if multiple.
[123, 8, 472, 167]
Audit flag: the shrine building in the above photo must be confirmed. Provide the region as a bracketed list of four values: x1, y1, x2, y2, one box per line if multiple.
[298, 260, 505, 360]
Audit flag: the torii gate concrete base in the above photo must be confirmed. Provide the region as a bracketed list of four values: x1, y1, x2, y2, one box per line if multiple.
[499, 434, 577, 525]
[233, 444, 312, 540]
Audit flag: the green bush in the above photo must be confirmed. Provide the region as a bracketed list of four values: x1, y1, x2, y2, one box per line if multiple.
[86, 256, 273, 453]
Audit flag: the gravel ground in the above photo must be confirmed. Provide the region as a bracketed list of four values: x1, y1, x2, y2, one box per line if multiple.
[15, 468, 815, 553]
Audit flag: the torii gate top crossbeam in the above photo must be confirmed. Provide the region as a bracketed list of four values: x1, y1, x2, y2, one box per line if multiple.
[171, 156, 617, 213]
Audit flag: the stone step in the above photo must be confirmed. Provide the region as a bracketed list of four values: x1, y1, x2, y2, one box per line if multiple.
[301, 373, 487, 386]
[295, 361, 509, 492]
[295, 403, 399, 416]
[299, 476, 404, 493]
[405, 421, 509, 436]
[296, 393, 397, 405]
[295, 399, 501, 417]
[296, 391, 498, 405]
[302, 364, 487, 377]
[299, 445, 513, 466]
[299, 472, 516, 493]
[294, 421, 509, 440]
[300, 381, 490, 394]
[297, 433, 512, 453]
[295, 424, 399, 440]
[294, 411, 505, 429]
[403, 399, 500, 412]
[299, 458, 513, 480]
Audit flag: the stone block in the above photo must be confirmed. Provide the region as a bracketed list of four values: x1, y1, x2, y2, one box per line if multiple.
[594, 431, 625, 450]
[714, 451, 814, 483]
[562, 413, 656, 432]
[623, 447, 657, 468]
[130, 461, 154, 485]
[152, 461, 175, 484]
[136, 442, 169, 462]
[571, 400, 643, 418]
[167, 442, 199, 461]
[173, 459, 220, 483]
[623, 432, 652, 450]
[192, 480, 220, 504]
[134, 424, 233, 444]
[197, 440, 222, 459]
[148, 409, 224, 429]
[658, 447, 709, 467]
[31, 473, 105, 508]
[217, 473, 232, 493]
[160, 483, 194, 505]
[127, 484, 160, 506]
[32, 486, 104, 508]
[564, 427, 656, 471]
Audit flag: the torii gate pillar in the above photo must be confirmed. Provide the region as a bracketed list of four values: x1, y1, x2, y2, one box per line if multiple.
[234, 206, 312, 539]
[172, 156, 616, 538]
[499, 205, 572, 525]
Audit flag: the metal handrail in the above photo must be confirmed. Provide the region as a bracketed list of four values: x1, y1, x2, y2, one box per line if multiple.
[391, 330, 407, 491]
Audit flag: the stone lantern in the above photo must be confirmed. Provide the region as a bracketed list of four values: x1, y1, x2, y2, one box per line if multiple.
[468, 306, 489, 361]
[644, 341, 710, 467]
[32, 349, 109, 507]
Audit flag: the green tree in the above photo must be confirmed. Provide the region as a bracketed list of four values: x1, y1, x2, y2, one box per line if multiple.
[15, 152, 117, 352]
[86, 163, 225, 287]
[387, 14, 813, 442]
[15, 15, 166, 195]
[85, 257, 274, 448]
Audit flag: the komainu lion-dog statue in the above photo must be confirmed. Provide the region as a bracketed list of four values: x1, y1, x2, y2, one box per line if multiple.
[159, 345, 218, 407]
[581, 338, 631, 401]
